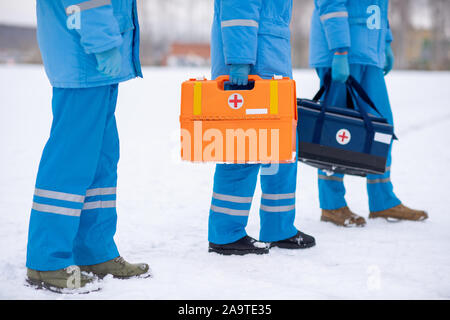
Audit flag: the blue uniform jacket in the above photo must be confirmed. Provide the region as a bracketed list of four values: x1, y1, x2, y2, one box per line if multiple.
[211, 0, 293, 79]
[309, 0, 393, 68]
[36, 0, 142, 88]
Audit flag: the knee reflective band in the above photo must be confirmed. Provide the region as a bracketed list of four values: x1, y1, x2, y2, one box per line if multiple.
[260, 193, 295, 212]
[367, 177, 391, 184]
[210, 192, 252, 216]
[318, 175, 344, 182]
[34, 188, 85, 203]
[33, 187, 117, 217]
[83, 187, 117, 210]
[261, 192, 295, 200]
[212, 192, 252, 203]
[33, 188, 85, 217]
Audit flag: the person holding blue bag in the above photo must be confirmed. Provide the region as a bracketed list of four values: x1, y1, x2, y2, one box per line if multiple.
[207, 0, 316, 255]
[26, 0, 150, 292]
[309, 0, 428, 227]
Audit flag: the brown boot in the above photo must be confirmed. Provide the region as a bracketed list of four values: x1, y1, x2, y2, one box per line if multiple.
[321, 206, 366, 227]
[369, 204, 428, 221]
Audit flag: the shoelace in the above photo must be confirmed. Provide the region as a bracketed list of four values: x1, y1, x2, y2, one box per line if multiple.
[114, 256, 125, 265]
[65, 265, 80, 274]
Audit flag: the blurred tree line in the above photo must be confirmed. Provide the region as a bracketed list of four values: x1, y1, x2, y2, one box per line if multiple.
[291, 0, 450, 70]
[138, 0, 450, 70]
[1, 0, 448, 70]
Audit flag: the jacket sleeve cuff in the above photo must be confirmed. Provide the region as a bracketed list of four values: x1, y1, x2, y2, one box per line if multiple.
[386, 29, 394, 43]
[323, 19, 351, 51]
[221, 27, 258, 66]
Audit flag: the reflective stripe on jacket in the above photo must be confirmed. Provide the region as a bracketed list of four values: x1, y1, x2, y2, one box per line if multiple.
[309, 0, 393, 68]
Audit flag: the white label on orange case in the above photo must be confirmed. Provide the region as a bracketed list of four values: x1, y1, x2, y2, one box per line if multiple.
[246, 108, 268, 115]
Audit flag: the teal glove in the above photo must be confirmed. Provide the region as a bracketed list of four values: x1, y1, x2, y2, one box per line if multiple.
[384, 43, 394, 75]
[95, 47, 122, 78]
[331, 48, 350, 83]
[229, 64, 251, 86]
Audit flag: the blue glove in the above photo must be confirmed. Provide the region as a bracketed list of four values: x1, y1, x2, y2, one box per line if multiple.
[95, 47, 122, 78]
[331, 48, 350, 83]
[229, 64, 251, 86]
[384, 43, 394, 75]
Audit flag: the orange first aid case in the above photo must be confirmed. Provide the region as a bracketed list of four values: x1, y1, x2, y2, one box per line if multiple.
[179, 75, 297, 163]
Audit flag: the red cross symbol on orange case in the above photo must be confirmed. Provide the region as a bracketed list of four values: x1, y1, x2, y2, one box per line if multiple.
[228, 93, 244, 109]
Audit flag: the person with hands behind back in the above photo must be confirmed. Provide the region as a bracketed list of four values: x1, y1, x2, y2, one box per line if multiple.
[26, 0, 150, 292]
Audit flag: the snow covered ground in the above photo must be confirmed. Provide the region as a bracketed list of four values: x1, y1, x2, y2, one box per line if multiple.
[0, 65, 449, 300]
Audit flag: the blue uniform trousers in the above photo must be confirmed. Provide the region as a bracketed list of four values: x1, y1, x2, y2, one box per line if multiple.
[316, 65, 401, 212]
[26, 85, 121, 271]
[209, 161, 299, 245]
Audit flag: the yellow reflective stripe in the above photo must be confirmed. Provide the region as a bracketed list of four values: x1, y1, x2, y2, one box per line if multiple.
[270, 80, 278, 114]
[193, 81, 202, 116]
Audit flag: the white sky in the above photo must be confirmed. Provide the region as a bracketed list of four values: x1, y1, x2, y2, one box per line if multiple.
[0, 1, 37, 26]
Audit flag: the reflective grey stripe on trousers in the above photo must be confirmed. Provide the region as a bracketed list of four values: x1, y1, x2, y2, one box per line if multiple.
[85, 187, 117, 197]
[83, 200, 116, 210]
[221, 19, 259, 28]
[318, 175, 344, 182]
[320, 11, 348, 22]
[210, 205, 250, 217]
[32, 202, 81, 217]
[261, 193, 295, 200]
[212, 192, 252, 203]
[65, 0, 111, 15]
[34, 188, 85, 203]
[367, 177, 391, 184]
[260, 204, 295, 212]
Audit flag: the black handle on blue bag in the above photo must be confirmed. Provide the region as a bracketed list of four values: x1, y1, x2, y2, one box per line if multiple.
[346, 79, 375, 153]
[311, 73, 381, 153]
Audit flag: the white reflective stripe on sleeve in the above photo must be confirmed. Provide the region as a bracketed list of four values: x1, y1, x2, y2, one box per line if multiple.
[320, 11, 349, 22]
[85, 187, 117, 197]
[261, 193, 295, 200]
[83, 200, 116, 210]
[260, 204, 295, 212]
[34, 188, 85, 203]
[212, 192, 252, 203]
[210, 205, 249, 216]
[221, 19, 259, 28]
[66, 0, 111, 15]
[32, 202, 81, 217]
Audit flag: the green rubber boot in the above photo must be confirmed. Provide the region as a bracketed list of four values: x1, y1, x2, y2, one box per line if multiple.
[79, 256, 151, 279]
[26, 265, 99, 293]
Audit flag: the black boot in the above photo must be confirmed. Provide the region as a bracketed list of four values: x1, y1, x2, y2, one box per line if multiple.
[269, 231, 316, 249]
[209, 236, 269, 256]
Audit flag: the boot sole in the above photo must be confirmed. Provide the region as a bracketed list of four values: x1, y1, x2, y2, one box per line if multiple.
[80, 271, 152, 280]
[208, 247, 269, 256]
[25, 278, 101, 294]
[269, 241, 316, 249]
[321, 215, 365, 227]
[369, 213, 428, 222]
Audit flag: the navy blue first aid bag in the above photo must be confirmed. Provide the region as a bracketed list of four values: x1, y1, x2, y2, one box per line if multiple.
[297, 73, 396, 177]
